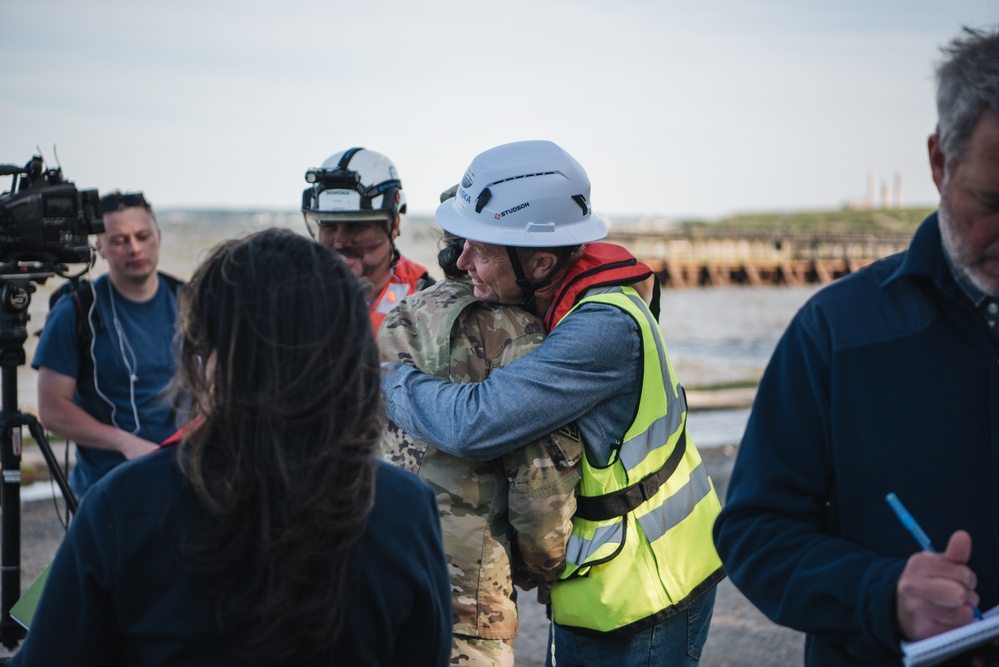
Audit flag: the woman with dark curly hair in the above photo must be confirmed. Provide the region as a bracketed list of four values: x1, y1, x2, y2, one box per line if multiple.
[11, 228, 451, 666]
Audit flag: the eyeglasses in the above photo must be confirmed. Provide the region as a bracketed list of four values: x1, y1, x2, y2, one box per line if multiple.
[100, 191, 149, 213]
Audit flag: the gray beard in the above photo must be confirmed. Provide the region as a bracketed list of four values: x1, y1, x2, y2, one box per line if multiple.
[938, 187, 999, 299]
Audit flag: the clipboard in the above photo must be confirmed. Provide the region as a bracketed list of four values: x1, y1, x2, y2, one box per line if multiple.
[9, 562, 51, 630]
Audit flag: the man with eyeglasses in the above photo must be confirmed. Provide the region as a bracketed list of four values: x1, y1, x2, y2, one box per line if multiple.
[32, 191, 184, 498]
[301, 147, 435, 333]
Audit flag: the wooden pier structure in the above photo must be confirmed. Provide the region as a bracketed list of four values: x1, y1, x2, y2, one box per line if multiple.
[606, 227, 914, 288]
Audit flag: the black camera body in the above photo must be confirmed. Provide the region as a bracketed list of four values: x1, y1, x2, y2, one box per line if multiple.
[0, 156, 103, 266]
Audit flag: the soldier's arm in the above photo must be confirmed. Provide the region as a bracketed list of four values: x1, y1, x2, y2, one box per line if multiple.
[505, 425, 581, 603]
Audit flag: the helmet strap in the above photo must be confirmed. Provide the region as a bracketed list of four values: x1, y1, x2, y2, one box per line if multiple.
[505, 246, 574, 312]
[383, 213, 401, 267]
[506, 246, 537, 310]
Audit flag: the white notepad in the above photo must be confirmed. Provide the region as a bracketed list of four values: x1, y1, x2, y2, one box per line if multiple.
[901, 605, 999, 667]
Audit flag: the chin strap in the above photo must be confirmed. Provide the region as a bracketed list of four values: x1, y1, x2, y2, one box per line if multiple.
[505, 246, 574, 311]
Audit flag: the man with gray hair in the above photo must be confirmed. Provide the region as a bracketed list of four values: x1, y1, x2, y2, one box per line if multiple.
[714, 26, 999, 667]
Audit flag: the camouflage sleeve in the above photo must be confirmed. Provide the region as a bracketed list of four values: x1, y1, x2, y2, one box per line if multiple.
[504, 423, 582, 604]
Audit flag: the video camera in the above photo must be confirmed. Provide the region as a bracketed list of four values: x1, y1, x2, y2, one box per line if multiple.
[0, 155, 103, 268]
[0, 156, 96, 650]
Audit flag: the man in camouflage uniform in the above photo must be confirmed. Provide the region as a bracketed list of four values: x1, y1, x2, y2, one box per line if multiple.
[379, 249, 581, 666]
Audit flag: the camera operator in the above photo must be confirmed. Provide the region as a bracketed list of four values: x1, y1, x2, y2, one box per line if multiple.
[32, 191, 183, 499]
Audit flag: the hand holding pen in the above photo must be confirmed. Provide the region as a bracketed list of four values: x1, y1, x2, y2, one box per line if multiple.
[887, 492, 984, 640]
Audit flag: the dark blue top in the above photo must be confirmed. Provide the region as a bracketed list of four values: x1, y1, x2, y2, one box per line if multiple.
[714, 212, 999, 666]
[32, 274, 181, 496]
[10, 449, 452, 666]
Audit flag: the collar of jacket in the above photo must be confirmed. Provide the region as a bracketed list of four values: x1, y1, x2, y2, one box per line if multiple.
[543, 242, 653, 331]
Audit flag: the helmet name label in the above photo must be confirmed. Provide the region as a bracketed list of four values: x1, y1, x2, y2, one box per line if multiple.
[495, 201, 529, 220]
[317, 189, 363, 211]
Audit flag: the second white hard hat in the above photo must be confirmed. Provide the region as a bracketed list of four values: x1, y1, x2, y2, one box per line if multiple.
[436, 140, 607, 248]
[302, 147, 406, 237]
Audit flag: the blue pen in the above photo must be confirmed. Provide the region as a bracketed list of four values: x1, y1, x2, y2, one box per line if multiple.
[886, 492, 984, 620]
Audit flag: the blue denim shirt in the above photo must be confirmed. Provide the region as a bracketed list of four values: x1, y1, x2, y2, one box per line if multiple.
[382, 301, 641, 466]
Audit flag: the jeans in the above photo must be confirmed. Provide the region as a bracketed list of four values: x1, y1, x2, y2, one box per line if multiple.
[545, 587, 716, 667]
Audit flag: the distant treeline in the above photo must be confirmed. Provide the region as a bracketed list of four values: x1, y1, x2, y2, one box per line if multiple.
[675, 206, 936, 235]
[157, 206, 938, 237]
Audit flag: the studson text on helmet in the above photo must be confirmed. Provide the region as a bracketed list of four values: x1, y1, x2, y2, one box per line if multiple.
[495, 202, 529, 220]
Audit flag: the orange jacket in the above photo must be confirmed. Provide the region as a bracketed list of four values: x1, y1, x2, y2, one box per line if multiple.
[370, 255, 435, 333]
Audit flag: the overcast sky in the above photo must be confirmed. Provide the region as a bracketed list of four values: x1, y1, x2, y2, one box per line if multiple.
[2, 1, 997, 220]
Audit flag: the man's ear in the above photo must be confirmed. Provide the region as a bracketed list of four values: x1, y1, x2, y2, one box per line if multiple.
[95, 240, 105, 259]
[389, 214, 401, 241]
[928, 132, 947, 194]
[528, 251, 558, 282]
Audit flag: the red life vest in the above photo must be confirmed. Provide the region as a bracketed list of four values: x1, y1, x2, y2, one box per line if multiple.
[543, 243, 655, 331]
[370, 255, 434, 333]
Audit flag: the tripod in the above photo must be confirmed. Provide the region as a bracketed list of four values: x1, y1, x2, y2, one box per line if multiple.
[0, 273, 78, 650]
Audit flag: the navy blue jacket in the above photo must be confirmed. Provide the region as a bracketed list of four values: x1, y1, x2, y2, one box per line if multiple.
[11, 447, 452, 666]
[714, 212, 999, 666]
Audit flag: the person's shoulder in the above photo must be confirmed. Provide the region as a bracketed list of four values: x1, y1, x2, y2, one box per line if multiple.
[379, 280, 479, 371]
[811, 252, 905, 304]
[84, 447, 181, 515]
[371, 460, 438, 528]
[41, 284, 81, 325]
[457, 302, 547, 372]
[374, 459, 432, 500]
[792, 250, 934, 349]
[100, 446, 176, 487]
[467, 301, 545, 337]
[33, 279, 101, 367]
[400, 278, 475, 313]
[157, 271, 184, 285]
[155, 272, 184, 299]
[393, 254, 435, 286]
[800, 244, 910, 316]
[47, 275, 107, 314]
[555, 297, 639, 341]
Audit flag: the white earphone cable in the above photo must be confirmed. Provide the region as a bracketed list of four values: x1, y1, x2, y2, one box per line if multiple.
[89, 277, 143, 435]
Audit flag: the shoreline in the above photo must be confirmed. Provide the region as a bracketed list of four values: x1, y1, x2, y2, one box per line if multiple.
[686, 387, 756, 411]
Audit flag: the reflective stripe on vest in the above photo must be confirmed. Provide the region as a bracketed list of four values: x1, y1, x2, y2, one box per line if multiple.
[550, 285, 723, 634]
[375, 283, 411, 314]
[614, 286, 684, 472]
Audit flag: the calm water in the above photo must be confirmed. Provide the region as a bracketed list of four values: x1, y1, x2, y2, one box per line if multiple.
[661, 284, 819, 446]
[9, 212, 820, 447]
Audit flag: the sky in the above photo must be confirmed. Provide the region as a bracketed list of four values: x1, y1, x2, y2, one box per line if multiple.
[2, 1, 998, 221]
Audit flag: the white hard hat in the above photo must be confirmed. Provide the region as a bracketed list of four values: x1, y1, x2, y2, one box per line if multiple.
[301, 147, 406, 237]
[436, 140, 607, 248]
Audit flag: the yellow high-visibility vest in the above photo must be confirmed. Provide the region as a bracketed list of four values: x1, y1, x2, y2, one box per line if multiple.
[550, 285, 724, 635]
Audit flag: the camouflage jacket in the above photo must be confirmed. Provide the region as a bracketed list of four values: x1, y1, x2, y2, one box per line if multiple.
[378, 278, 581, 640]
